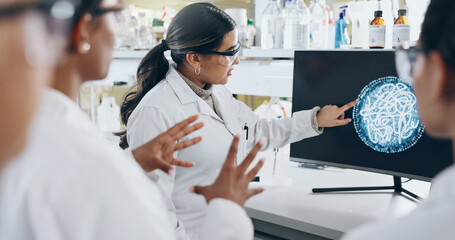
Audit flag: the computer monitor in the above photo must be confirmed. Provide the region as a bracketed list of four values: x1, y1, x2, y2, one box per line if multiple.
[291, 50, 453, 181]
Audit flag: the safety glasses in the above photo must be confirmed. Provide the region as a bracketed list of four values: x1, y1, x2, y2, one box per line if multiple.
[0, 0, 75, 67]
[395, 42, 454, 84]
[395, 45, 422, 84]
[90, 6, 124, 18]
[202, 42, 241, 66]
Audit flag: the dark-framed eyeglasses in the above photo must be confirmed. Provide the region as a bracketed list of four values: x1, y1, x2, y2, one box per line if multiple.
[0, 0, 75, 67]
[0, 0, 74, 21]
[90, 6, 124, 18]
[201, 43, 241, 66]
[395, 44, 423, 84]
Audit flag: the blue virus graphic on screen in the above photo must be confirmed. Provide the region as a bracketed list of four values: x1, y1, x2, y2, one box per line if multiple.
[353, 76, 424, 153]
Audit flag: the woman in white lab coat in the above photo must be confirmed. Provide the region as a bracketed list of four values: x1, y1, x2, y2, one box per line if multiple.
[342, 0, 455, 239]
[118, 3, 358, 239]
[0, 0, 265, 239]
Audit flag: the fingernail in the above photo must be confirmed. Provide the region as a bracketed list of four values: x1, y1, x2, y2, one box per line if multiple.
[168, 168, 175, 177]
[188, 186, 195, 193]
[235, 133, 241, 138]
[191, 161, 196, 166]
[259, 158, 265, 163]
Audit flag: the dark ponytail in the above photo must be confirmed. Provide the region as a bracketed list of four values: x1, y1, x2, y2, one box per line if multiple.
[117, 3, 236, 149]
[117, 43, 169, 149]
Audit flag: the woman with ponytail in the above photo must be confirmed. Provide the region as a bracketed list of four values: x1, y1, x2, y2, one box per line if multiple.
[121, 3, 358, 239]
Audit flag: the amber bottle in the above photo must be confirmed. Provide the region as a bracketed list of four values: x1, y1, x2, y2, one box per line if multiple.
[369, 11, 386, 49]
[393, 9, 410, 48]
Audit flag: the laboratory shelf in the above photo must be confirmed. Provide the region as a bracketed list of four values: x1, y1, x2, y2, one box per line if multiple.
[113, 50, 149, 59]
[240, 48, 295, 59]
[113, 48, 296, 60]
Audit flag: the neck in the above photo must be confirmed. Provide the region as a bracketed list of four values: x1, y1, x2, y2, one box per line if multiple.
[177, 63, 205, 89]
[52, 63, 83, 102]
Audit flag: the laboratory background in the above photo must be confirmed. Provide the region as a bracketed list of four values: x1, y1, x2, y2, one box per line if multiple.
[53, 0, 447, 239]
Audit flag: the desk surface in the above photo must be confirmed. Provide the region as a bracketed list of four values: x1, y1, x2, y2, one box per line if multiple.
[246, 148, 431, 239]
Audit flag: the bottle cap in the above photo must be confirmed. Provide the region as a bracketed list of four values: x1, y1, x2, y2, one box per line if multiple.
[247, 19, 254, 25]
[339, 12, 344, 19]
[398, 9, 407, 16]
[374, 10, 383, 18]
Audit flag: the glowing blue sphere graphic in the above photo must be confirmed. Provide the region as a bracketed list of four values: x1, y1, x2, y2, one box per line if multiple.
[353, 76, 424, 153]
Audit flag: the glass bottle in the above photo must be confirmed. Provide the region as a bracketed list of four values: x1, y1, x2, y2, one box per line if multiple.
[369, 10, 386, 49]
[392, 9, 410, 48]
[309, 0, 329, 49]
[261, 0, 285, 49]
[137, 12, 152, 50]
[283, 0, 310, 49]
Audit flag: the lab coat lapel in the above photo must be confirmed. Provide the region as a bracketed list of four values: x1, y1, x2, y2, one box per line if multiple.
[166, 65, 223, 123]
[212, 88, 241, 136]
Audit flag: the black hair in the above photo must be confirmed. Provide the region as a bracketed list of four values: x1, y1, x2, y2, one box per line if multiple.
[117, 3, 236, 149]
[69, 0, 101, 27]
[420, 0, 455, 70]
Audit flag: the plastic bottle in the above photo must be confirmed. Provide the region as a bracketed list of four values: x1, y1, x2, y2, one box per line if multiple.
[283, 0, 310, 49]
[244, 19, 257, 48]
[261, 0, 285, 49]
[97, 96, 121, 133]
[369, 10, 386, 49]
[393, 9, 410, 48]
[327, 7, 335, 49]
[340, 5, 352, 45]
[309, 0, 329, 49]
[152, 18, 165, 44]
[225, 9, 249, 48]
[335, 11, 348, 48]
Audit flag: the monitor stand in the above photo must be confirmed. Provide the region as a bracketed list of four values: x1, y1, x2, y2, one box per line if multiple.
[312, 176, 423, 201]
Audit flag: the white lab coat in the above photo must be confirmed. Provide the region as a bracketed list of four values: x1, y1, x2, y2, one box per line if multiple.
[0, 88, 253, 240]
[126, 64, 321, 239]
[342, 165, 455, 240]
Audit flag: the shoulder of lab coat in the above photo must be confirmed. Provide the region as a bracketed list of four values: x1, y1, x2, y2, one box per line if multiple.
[341, 165, 455, 240]
[200, 198, 253, 240]
[0, 88, 175, 240]
[212, 85, 321, 150]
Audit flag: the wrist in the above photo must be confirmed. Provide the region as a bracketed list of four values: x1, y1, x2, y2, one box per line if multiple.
[132, 149, 147, 170]
[312, 106, 324, 132]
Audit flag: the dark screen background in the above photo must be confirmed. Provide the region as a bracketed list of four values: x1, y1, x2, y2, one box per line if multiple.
[291, 50, 453, 180]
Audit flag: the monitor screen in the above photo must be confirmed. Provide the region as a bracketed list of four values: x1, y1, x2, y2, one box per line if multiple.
[291, 50, 453, 181]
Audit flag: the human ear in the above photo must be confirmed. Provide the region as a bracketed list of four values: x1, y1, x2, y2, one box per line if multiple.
[185, 52, 203, 69]
[428, 51, 455, 101]
[70, 14, 92, 54]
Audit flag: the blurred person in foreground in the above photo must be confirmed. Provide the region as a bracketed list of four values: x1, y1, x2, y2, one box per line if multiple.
[0, 0, 265, 239]
[343, 0, 455, 239]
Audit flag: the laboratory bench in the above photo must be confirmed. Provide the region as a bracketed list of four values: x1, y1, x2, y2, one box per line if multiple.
[247, 148, 431, 240]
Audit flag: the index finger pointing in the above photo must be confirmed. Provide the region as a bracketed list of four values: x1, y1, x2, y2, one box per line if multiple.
[340, 99, 359, 112]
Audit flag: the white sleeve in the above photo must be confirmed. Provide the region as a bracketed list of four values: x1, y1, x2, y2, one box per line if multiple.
[36, 157, 175, 240]
[233, 98, 321, 150]
[200, 199, 253, 240]
[126, 106, 189, 240]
